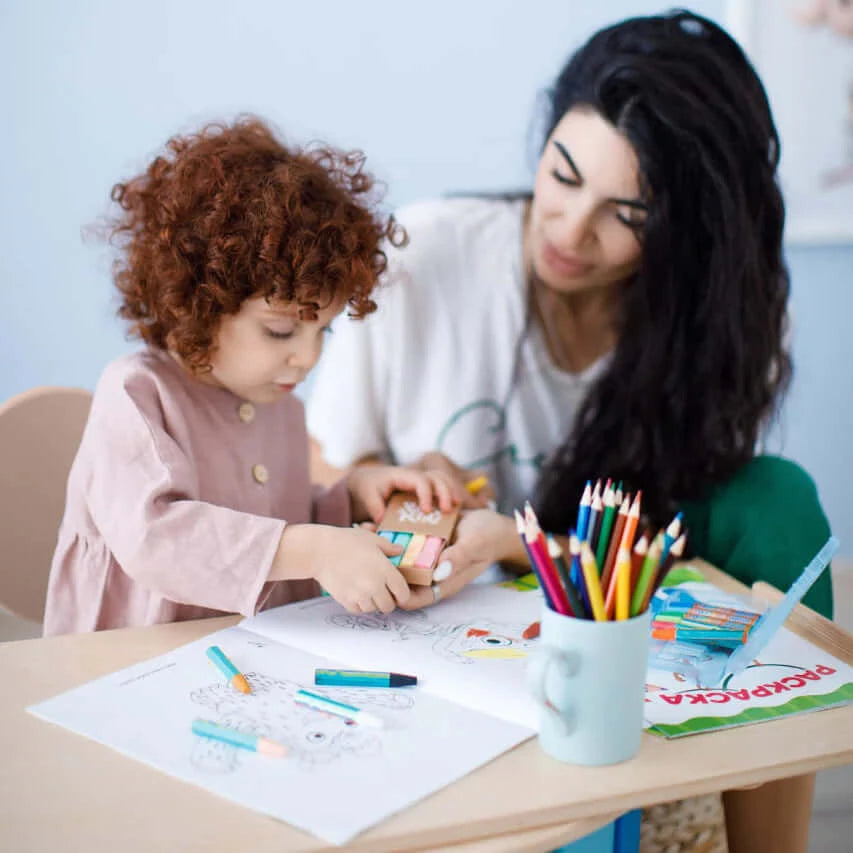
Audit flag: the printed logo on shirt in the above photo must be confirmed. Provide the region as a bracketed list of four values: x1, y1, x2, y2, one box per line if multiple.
[435, 399, 546, 472]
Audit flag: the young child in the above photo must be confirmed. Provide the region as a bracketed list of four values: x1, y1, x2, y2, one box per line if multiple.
[43, 117, 460, 636]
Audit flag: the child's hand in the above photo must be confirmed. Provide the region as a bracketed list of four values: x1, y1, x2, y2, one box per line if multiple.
[347, 464, 460, 524]
[399, 509, 516, 610]
[414, 451, 495, 509]
[271, 524, 410, 613]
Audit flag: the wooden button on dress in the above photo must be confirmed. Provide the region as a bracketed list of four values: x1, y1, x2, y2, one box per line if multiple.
[238, 402, 255, 423]
[252, 463, 269, 485]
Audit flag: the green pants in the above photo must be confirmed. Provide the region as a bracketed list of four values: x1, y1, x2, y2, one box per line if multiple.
[680, 456, 834, 619]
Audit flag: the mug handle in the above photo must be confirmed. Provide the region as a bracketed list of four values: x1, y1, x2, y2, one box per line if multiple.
[528, 644, 579, 735]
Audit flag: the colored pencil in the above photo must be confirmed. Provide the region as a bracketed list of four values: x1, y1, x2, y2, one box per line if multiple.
[614, 545, 632, 621]
[547, 535, 585, 618]
[579, 542, 606, 621]
[651, 532, 686, 596]
[620, 491, 642, 554]
[586, 482, 603, 546]
[206, 645, 252, 694]
[629, 532, 649, 591]
[515, 510, 563, 612]
[523, 509, 572, 615]
[630, 532, 663, 616]
[600, 495, 629, 594]
[192, 719, 287, 757]
[595, 482, 617, 575]
[575, 481, 592, 541]
[659, 512, 683, 566]
[568, 532, 590, 617]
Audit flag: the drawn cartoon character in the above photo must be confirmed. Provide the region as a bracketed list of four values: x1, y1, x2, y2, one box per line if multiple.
[189, 673, 412, 773]
[328, 612, 539, 662]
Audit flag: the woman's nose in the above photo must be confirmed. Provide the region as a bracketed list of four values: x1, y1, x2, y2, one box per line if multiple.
[554, 206, 595, 250]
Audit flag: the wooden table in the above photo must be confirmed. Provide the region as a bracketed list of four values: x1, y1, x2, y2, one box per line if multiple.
[2, 564, 851, 852]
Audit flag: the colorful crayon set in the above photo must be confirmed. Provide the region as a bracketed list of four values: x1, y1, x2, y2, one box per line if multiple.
[377, 491, 460, 586]
[515, 479, 686, 621]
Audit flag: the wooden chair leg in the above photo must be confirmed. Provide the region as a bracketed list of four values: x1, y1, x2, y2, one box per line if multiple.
[722, 773, 815, 853]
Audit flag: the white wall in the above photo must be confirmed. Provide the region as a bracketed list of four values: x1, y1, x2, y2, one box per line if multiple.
[1, 1, 850, 554]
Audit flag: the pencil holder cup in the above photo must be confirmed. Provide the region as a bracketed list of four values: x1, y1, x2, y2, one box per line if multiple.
[527, 605, 651, 766]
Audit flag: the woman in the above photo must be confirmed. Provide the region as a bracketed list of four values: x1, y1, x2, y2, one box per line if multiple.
[308, 11, 834, 852]
[308, 9, 832, 615]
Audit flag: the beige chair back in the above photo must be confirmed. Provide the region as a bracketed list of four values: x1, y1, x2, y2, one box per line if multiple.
[0, 386, 92, 623]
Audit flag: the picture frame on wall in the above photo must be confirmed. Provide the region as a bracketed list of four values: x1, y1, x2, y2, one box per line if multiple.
[727, 0, 853, 244]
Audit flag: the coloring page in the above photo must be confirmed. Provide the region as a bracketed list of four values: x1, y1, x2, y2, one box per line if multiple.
[241, 583, 546, 728]
[29, 625, 531, 844]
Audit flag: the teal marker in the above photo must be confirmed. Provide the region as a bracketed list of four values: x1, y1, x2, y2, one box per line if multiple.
[315, 669, 417, 688]
[295, 689, 384, 728]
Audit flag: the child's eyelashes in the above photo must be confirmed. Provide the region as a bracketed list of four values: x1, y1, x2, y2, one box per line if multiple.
[263, 325, 333, 340]
[265, 328, 294, 340]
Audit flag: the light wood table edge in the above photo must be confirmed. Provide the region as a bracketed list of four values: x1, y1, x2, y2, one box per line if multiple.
[4, 561, 853, 853]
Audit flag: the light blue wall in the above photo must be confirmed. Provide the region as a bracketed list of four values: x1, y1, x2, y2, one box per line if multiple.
[2, 1, 850, 554]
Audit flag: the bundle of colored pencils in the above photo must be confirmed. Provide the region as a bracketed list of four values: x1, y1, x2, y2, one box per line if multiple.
[515, 480, 686, 621]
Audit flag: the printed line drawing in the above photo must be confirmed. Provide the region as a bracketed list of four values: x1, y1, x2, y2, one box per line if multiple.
[327, 612, 539, 663]
[189, 672, 414, 772]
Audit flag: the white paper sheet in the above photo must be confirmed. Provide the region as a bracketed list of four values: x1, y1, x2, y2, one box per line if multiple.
[241, 583, 546, 728]
[29, 625, 531, 845]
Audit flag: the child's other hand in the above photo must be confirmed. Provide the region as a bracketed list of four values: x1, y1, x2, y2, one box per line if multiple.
[347, 464, 459, 524]
[398, 509, 513, 610]
[415, 451, 495, 510]
[273, 524, 409, 613]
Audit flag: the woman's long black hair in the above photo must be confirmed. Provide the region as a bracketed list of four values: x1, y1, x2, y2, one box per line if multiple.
[534, 9, 791, 532]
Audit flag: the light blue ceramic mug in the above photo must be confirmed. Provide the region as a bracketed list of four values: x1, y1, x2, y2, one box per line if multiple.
[528, 605, 651, 765]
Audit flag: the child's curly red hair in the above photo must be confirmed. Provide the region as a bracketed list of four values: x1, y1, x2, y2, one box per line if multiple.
[105, 117, 402, 372]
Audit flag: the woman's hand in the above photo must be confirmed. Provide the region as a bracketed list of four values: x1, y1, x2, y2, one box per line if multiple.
[270, 523, 409, 614]
[347, 464, 460, 524]
[398, 509, 522, 609]
[415, 451, 495, 509]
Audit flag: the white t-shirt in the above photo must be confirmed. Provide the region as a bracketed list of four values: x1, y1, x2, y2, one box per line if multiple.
[307, 196, 608, 516]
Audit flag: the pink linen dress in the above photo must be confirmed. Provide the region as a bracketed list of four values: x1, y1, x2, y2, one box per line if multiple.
[43, 348, 350, 635]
